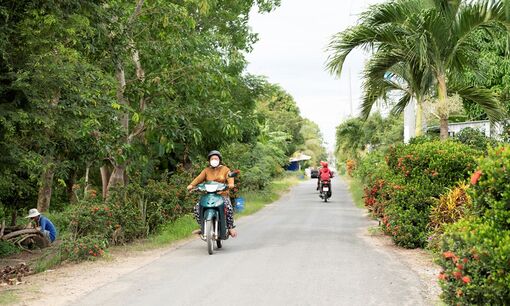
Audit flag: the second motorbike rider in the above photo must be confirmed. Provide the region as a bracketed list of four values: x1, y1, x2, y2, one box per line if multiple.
[317, 161, 333, 192]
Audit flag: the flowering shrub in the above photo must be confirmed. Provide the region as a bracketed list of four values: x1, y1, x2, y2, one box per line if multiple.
[438, 145, 510, 304]
[386, 140, 478, 186]
[383, 180, 436, 248]
[57, 167, 198, 263]
[439, 219, 510, 304]
[59, 236, 107, 261]
[345, 159, 357, 177]
[355, 151, 396, 218]
[469, 146, 510, 230]
[379, 140, 479, 248]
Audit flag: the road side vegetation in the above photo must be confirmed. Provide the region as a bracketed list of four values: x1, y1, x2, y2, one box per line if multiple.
[0, 0, 326, 269]
[330, 0, 510, 304]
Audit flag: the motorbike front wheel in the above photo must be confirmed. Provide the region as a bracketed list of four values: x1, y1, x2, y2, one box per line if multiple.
[205, 220, 214, 255]
[216, 239, 222, 249]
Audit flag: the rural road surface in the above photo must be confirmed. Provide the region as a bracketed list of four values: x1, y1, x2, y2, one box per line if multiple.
[73, 178, 427, 306]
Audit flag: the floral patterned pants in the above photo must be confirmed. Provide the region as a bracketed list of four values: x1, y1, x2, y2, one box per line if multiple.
[194, 196, 235, 229]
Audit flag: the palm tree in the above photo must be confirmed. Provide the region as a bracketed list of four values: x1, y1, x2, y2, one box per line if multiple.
[361, 50, 434, 136]
[327, 0, 509, 139]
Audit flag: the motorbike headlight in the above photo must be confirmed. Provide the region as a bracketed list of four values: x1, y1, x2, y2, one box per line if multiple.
[205, 184, 218, 192]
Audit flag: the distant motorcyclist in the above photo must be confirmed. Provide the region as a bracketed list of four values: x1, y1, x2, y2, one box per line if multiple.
[317, 161, 333, 191]
[187, 150, 237, 237]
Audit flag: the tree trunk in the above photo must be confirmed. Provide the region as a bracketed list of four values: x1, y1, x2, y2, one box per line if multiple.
[10, 208, 17, 227]
[66, 169, 78, 204]
[83, 163, 91, 200]
[100, 165, 111, 200]
[37, 165, 55, 213]
[437, 74, 449, 140]
[115, 62, 129, 136]
[106, 165, 126, 196]
[414, 98, 423, 137]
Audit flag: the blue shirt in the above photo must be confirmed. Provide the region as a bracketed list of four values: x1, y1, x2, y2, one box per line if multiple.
[39, 215, 57, 242]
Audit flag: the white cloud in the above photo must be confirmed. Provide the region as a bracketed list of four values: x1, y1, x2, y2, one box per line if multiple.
[246, 0, 384, 151]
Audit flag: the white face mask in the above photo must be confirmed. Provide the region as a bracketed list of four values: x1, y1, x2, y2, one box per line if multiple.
[210, 159, 220, 168]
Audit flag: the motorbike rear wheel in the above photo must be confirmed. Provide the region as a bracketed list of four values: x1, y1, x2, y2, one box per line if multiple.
[205, 220, 214, 255]
[324, 195, 328, 202]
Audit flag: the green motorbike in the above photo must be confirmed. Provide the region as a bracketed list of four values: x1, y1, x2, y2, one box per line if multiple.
[194, 171, 238, 255]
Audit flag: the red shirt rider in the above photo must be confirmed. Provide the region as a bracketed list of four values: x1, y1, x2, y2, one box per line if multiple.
[317, 161, 333, 189]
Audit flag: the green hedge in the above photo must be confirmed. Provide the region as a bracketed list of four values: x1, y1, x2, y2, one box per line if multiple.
[356, 140, 479, 248]
[439, 145, 510, 304]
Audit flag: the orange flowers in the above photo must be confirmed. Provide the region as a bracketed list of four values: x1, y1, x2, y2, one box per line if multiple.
[438, 272, 447, 280]
[462, 276, 471, 284]
[443, 251, 455, 259]
[470, 170, 482, 185]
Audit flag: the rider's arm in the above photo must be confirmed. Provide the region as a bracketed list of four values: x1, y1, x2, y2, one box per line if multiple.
[189, 169, 207, 188]
[223, 166, 235, 188]
[227, 176, 234, 189]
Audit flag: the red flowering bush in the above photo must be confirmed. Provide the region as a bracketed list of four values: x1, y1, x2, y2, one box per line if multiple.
[439, 219, 510, 304]
[380, 141, 479, 248]
[438, 145, 510, 304]
[60, 236, 107, 261]
[469, 145, 510, 230]
[382, 181, 435, 248]
[355, 151, 397, 218]
[386, 140, 478, 186]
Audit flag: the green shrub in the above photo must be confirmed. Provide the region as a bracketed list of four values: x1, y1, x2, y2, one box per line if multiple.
[59, 235, 108, 262]
[455, 127, 497, 151]
[354, 151, 387, 184]
[0, 240, 21, 257]
[222, 142, 287, 191]
[382, 140, 479, 248]
[408, 135, 439, 145]
[383, 179, 437, 248]
[439, 219, 510, 304]
[437, 145, 510, 304]
[469, 145, 510, 230]
[355, 151, 397, 218]
[67, 202, 115, 239]
[386, 140, 478, 186]
[384, 203, 430, 248]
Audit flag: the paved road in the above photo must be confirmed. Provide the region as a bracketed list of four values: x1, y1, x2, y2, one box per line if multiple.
[74, 178, 427, 306]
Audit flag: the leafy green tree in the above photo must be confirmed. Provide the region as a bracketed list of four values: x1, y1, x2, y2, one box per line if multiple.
[298, 119, 327, 166]
[335, 113, 403, 160]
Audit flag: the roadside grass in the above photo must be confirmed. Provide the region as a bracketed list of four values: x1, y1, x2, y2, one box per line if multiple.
[33, 250, 64, 273]
[0, 290, 19, 304]
[237, 174, 301, 217]
[343, 175, 364, 209]
[147, 215, 198, 247]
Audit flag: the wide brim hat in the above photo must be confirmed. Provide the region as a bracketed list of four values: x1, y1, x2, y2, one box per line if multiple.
[25, 208, 40, 218]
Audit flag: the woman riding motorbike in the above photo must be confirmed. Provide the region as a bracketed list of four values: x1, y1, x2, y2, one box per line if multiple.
[187, 150, 237, 238]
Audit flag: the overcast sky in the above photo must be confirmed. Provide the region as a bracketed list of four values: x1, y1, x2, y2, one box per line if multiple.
[246, 0, 383, 151]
